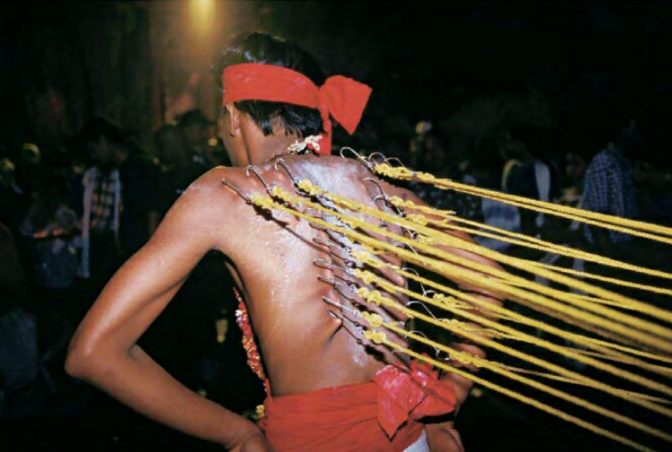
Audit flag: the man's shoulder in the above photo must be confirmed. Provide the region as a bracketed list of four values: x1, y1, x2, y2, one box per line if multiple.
[274, 153, 368, 173]
[154, 166, 254, 252]
[173, 166, 251, 213]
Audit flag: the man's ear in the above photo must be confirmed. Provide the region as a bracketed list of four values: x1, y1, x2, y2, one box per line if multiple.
[224, 103, 242, 137]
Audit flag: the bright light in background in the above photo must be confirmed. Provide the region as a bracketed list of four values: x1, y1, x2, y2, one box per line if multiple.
[190, 0, 215, 40]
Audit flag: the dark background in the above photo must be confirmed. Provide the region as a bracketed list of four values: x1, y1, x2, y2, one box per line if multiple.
[1, 1, 670, 158]
[1, 2, 670, 452]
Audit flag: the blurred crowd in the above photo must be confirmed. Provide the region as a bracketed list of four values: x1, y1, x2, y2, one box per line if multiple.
[0, 109, 265, 439]
[402, 117, 672, 259]
[1, 108, 671, 449]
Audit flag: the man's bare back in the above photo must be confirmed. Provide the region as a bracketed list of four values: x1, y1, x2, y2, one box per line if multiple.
[212, 154, 411, 396]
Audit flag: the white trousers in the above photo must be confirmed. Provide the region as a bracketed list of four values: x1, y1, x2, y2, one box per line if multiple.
[403, 431, 430, 452]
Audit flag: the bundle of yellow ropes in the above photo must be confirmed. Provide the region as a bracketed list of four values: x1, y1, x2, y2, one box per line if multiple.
[249, 155, 672, 452]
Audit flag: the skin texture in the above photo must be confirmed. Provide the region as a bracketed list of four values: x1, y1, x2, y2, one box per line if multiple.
[66, 105, 502, 452]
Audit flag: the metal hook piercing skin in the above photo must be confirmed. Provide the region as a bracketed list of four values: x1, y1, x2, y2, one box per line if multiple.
[310, 224, 351, 251]
[365, 152, 392, 169]
[407, 300, 440, 321]
[400, 266, 430, 297]
[273, 168, 351, 224]
[318, 238, 372, 272]
[221, 179, 253, 203]
[394, 241, 423, 258]
[321, 263, 411, 316]
[360, 180, 415, 238]
[327, 302, 409, 361]
[317, 259, 362, 293]
[246, 165, 275, 195]
[316, 236, 356, 256]
[273, 158, 303, 188]
[362, 177, 388, 198]
[319, 277, 363, 300]
[339, 146, 366, 162]
[314, 258, 356, 274]
[361, 177, 401, 215]
[335, 310, 366, 342]
[313, 236, 347, 250]
[362, 178, 394, 212]
[365, 152, 409, 171]
[272, 159, 327, 219]
[325, 308, 365, 342]
[365, 152, 387, 165]
[360, 176, 415, 235]
[385, 157, 409, 169]
[323, 296, 362, 319]
[314, 258, 358, 278]
[320, 227, 357, 251]
[317, 275, 342, 289]
[406, 329, 444, 359]
[313, 258, 340, 271]
[335, 267, 405, 322]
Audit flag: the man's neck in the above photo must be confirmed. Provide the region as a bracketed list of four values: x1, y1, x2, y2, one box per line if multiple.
[255, 133, 304, 164]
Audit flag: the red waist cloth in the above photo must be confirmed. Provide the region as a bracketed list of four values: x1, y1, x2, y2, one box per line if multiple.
[233, 289, 456, 452]
[260, 359, 456, 452]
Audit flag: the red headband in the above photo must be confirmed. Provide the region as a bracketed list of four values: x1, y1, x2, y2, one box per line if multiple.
[221, 63, 371, 155]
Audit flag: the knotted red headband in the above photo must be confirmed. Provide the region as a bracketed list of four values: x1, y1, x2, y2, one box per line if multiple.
[221, 63, 371, 155]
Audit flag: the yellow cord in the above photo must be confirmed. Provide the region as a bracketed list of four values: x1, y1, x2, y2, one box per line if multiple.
[356, 271, 672, 413]
[293, 180, 672, 325]
[265, 187, 672, 353]
[248, 193, 672, 395]
[374, 163, 672, 240]
[366, 330, 657, 452]
[239, 181, 672, 451]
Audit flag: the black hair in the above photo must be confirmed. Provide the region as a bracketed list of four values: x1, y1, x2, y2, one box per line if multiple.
[154, 124, 181, 145]
[78, 117, 124, 146]
[214, 32, 326, 138]
[507, 124, 545, 157]
[471, 137, 502, 172]
[178, 109, 211, 129]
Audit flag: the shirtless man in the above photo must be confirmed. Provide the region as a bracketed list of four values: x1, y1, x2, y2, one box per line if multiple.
[65, 33, 501, 452]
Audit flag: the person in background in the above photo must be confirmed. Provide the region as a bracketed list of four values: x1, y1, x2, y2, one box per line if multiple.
[20, 173, 79, 295]
[117, 135, 160, 260]
[69, 118, 138, 316]
[560, 146, 588, 207]
[0, 157, 29, 234]
[0, 222, 47, 420]
[581, 118, 640, 257]
[468, 137, 521, 252]
[502, 124, 561, 239]
[634, 158, 672, 227]
[0, 143, 41, 235]
[206, 117, 230, 167]
[178, 109, 216, 171]
[153, 123, 201, 217]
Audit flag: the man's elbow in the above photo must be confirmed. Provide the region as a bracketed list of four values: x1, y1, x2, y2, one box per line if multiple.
[64, 338, 101, 380]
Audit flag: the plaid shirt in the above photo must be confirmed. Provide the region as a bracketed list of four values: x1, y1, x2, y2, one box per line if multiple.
[90, 171, 121, 233]
[582, 149, 638, 244]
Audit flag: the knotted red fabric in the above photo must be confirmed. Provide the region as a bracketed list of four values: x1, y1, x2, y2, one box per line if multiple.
[260, 362, 456, 452]
[373, 360, 457, 438]
[221, 63, 372, 155]
[233, 288, 457, 452]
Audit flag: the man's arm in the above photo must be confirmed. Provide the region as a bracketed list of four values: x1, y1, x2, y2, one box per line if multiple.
[65, 169, 267, 450]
